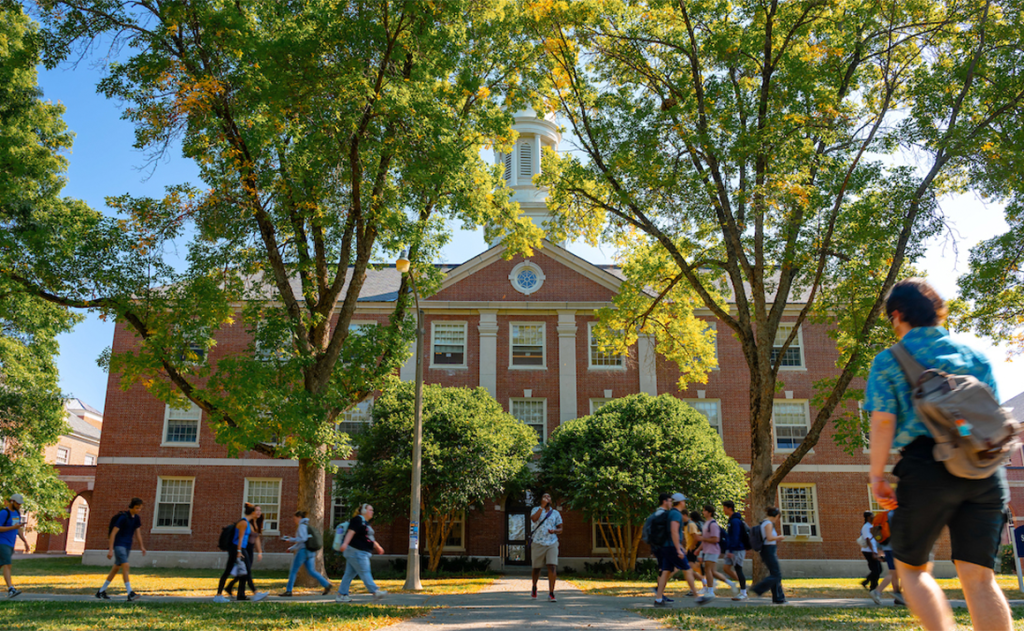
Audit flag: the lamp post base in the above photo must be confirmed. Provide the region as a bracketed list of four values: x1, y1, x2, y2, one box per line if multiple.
[403, 550, 423, 591]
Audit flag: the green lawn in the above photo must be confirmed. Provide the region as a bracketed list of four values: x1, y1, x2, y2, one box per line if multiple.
[0, 601, 429, 631]
[11, 556, 494, 597]
[640, 606, 1024, 630]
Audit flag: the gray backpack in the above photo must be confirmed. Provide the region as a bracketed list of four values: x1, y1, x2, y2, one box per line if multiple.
[890, 342, 1022, 479]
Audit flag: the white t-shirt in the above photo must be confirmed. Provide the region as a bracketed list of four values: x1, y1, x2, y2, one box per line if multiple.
[531, 508, 562, 546]
[860, 522, 878, 553]
[760, 519, 777, 546]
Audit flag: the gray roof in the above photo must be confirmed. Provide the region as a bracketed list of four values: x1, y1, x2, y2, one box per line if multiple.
[65, 397, 102, 417]
[1003, 391, 1024, 424]
[65, 412, 101, 442]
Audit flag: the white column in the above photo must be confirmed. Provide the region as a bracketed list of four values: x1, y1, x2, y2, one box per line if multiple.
[533, 133, 542, 177]
[478, 310, 499, 397]
[638, 334, 658, 396]
[557, 311, 578, 422]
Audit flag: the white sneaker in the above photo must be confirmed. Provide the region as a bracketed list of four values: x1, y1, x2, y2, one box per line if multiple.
[336, 594, 352, 603]
[213, 595, 230, 603]
[732, 592, 747, 601]
[252, 592, 268, 602]
[870, 589, 882, 605]
[372, 590, 388, 602]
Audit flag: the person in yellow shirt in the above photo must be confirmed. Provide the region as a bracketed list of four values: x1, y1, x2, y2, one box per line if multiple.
[683, 511, 705, 591]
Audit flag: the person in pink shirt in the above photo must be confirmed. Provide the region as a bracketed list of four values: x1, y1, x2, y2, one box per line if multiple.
[696, 504, 737, 604]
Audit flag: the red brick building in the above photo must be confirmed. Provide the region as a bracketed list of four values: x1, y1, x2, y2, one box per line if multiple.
[84, 111, 1008, 577]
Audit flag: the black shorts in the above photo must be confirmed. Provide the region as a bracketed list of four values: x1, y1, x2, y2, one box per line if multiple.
[891, 437, 1009, 569]
[656, 546, 690, 573]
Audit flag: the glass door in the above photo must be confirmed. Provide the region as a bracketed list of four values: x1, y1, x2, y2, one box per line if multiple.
[505, 510, 530, 565]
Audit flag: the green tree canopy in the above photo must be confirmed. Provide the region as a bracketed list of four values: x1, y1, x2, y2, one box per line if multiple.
[539, 394, 746, 571]
[337, 380, 537, 571]
[532, 0, 1024, 519]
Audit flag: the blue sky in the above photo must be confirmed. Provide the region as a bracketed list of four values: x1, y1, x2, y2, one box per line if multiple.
[38, 60, 1023, 414]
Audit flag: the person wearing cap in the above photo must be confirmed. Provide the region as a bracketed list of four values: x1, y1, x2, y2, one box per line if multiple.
[0, 494, 29, 598]
[654, 493, 698, 606]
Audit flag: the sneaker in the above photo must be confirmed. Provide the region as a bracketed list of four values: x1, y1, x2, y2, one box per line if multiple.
[95, 590, 110, 600]
[336, 594, 353, 603]
[7, 588, 20, 598]
[893, 593, 906, 606]
[684, 591, 698, 597]
[732, 592, 747, 601]
[548, 593, 556, 602]
[236, 595, 250, 602]
[532, 585, 538, 599]
[252, 592, 269, 602]
[662, 596, 674, 602]
[373, 590, 388, 602]
[127, 591, 140, 602]
[773, 599, 789, 605]
[869, 589, 882, 605]
[322, 583, 334, 596]
[213, 595, 230, 603]
[696, 593, 716, 606]
[654, 598, 668, 607]
[278, 591, 293, 597]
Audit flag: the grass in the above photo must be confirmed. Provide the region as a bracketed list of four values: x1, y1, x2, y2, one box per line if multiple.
[569, 575, 1024, 601]
[639, 605, 1024, 630]
[0, 601, 429, 631]
[11, 556, 495, 597]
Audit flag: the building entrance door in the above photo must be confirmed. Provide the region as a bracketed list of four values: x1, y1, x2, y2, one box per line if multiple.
[504, 492, 533, 566]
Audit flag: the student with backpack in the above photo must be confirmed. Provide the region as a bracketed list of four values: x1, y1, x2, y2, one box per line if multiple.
[224, 504, 268, 601]
[695, 504, 738, 605]
[651, 493, 698, 606]
[280, 510, 333, 597]
[214, 503, 263, 602]
[0, 494, 29, 598]
[721, 500, 749, 601]
[335, 504, 386, 603]
[749, 506, 786, 604]
[96, 497, 146, 601]
[873, 509, 904, 605]
[859, 510, 883, 604]
[867, 278, 1015, 631]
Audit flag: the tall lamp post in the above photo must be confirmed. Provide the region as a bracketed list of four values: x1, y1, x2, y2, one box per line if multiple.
[396, 249, 424, 591]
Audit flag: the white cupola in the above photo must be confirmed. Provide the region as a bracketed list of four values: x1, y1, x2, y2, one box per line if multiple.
[493, 109, 562, 240]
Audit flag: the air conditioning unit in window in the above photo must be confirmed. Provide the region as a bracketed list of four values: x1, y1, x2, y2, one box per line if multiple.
[794, 524, 812, 537]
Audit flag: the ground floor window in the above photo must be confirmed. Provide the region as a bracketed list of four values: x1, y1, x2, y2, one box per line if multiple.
[778, 483, 819, 538]
[510, 398, 546, 442]
[155, 477, 194, 531]
[244, 478, 281, 533]
[74, 504, 88, 542]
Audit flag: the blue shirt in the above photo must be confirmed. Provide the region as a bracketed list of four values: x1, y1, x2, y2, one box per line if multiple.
[112, 513, 141, 549]
[724, 513, 745, 552]
[663, 508, 683, 549]
[233, 520, 251, 548]
[865, 327, 999, 449]
[0, 509, 21, 547]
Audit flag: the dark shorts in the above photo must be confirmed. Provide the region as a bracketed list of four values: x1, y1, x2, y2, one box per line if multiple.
[891, 438, 1009, 569]
[0, 544, 12, 566]
[686, 551, 698, 564]
[113, 546, 130, 566]
[656, 546, 690, 573]
[883, 549, 895, 571]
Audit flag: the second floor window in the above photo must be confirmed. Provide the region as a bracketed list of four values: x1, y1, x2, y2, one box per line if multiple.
[432, 323, 467, 367]
[771, 323, 804, 368]
[511, 324, 544, 367]
[56, 447, 69, 464]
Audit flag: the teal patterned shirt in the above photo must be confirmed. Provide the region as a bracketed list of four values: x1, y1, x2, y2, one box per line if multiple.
[864, 327, 999, 449]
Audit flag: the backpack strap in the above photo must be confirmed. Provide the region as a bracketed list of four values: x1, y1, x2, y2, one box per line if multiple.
[889, 342, 928, 386]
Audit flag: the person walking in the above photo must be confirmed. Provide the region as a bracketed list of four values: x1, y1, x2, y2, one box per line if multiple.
[335, 504, 386, 603]
[749, 507, 786, 604]
[867, 278, 1013, 631]
[686, 510, 706, 592]
[860, 510, 883, 604]
[875, 509, 904, 605]
[529, 492, 563, 602]
[695, 504, 738, 605]
[225, 504, 268, 601]
[280, 510, 333, 597]
[0, 494, 29, 598]
[96, 497, 147, 601]
[654, 493, 698, 606]
[214, 503, 260, 602]
[721, 500, 748, 601]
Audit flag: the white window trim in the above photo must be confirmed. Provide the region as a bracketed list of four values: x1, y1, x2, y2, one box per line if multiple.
[510, 398, 547, 444]
[56, 446, 70, 464]
[436, 511, 467, 552]
[244, 478, 282, 535]
[74, 504, 88, 542]
[161, 403, 201, 448]
[773, 323, 807, 371]
[508, 262, 546, 296]
[777, 482, 822, 543]
[84, 454, 96, 466]
[152, 476, 196, 534]
[429, 321, 469, 370]
[587, 322, 626, 371]
[508, 322, 547, 370]
[684, 398, 723, 438]
[592, 520, 622, 554]
[772, 399, 811, 453]
[331, 494, 347, 531]
[589, 398, 613, 414]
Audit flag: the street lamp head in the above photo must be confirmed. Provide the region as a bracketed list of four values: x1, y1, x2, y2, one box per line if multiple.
[396, 249, 411, 273]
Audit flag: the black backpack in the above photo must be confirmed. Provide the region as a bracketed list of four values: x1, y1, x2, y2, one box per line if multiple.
[107, 511, 129, 536]
[643, 510, 671, 548]
[734, 515, 753, 550]
[218, 523, 239, 551]
[750, 521, 766, 552]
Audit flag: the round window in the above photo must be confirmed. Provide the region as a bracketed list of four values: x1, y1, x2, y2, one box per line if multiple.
[509, 262, 545, 295]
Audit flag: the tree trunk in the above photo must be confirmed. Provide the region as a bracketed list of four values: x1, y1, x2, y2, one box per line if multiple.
[748, 362, 780, 584]
[295, 457, 327, 587]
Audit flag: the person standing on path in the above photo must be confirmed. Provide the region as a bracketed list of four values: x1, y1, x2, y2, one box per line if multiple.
[654, 493, 698, 606]
[721, 500, 748, 601]
[860, 510, 883, 604]
[281, 510, 333, 597]
[0, 494, 29, 598]
[214, 503, 261, 602]
[530, 492, 563, 602]
[335, 504, 386, 603]
[867, 278, 1013, 631]
[96, 497, 146, 602]
[749, 507, 786, 604]
[225, 504, 268, 601]
[695, 504, 738, 605]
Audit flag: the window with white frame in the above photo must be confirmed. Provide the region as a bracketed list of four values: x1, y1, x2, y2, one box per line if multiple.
[84, 454, 96, 466]
[429, 512, 466, 551]
[779, 484, 819, 538]
[245, 478, 281, 533]
[511, 398, 546, 442]
[56, 446, 70, 464]
[588, 323, 625, 368]
[74, 503, 88, 542]
[331, 495, 348, 530]
[685, 399, 723, 437]
[431, 322, 467, 367]
[592, 519, 620, 552]
[163, 402, 201, 446]
[589, 398, 613, 414]
[771, 323, 804, 368]
[867, 484, 897, 514]
[773, 401, 809, 450]
[155, 477, 194, 530]
[519, 142, 532, 178]
[337, 398, 373, 436]
[511, 324, 545, 367]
